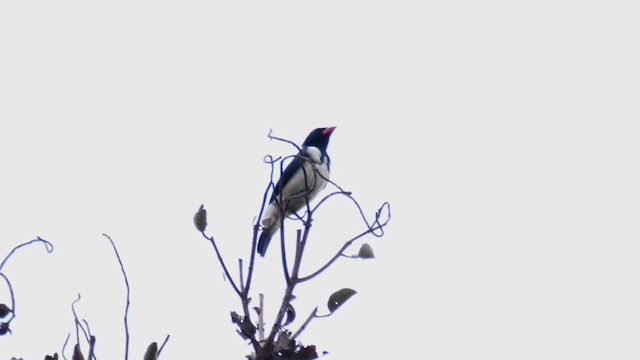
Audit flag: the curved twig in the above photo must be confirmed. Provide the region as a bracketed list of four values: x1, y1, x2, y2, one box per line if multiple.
[298, 202, 391, 282]
[62, 333, 71, 360]
[268, 129, 303, 154]
[71, 295, 83, 347]
[0, 237, 54, 272]
[0, 272, 15, 322]
[102, 234, 131, 360]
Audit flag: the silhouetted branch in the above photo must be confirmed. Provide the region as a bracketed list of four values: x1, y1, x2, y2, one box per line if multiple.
[102, 234, 130, 360]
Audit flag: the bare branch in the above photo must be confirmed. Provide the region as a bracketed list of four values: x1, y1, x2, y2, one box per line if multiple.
[102, 234, 131, 360]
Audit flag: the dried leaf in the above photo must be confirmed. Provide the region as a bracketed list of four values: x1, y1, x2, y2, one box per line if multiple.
[231, 311, 256, 339]
[297, 344, 319, 359]
[283, 304, 296, 327]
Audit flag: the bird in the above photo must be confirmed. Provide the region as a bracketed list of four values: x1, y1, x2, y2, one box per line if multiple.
[257, 127, 336, 257]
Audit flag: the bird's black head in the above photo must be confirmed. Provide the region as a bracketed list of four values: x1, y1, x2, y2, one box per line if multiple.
[302, 127, 336, 151]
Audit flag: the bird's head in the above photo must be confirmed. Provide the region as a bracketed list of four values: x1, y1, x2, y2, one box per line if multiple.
[302, 127, 336, 151]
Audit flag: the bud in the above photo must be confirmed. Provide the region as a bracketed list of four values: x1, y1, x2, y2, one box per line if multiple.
[0, 304, 11, 319]
[0, 322, 10, 336]
[193, 205, 208, 232]
[143, 342, 158, 360]
[357, 243, 375, 259]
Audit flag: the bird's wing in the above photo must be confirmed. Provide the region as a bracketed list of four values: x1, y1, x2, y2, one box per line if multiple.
[271, 154, 301, 204]
[270, 152, 307, 204]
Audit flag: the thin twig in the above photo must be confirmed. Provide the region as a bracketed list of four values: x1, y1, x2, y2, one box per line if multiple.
[69, 301, 96, 359]
[87, 336, 96, 360]
[239, 258, 245, 293]
[279, 215, 290, 281]
[291, 307, 318, 341]
[102, 234, 131, 360]
[157, 334, 171, 358]
[201, 232, 241, 296]
[258, 293, 265, 341]
[62, 333, 71, 360]
[244, 224, 260, 295]
[82, 320, 98, 360]
[0, 273, 15, 322]
[0, 237, 53, 272]
[298, 202, 391, 283]
[267, 129, 302, 154]
[71, 295, 82, 347]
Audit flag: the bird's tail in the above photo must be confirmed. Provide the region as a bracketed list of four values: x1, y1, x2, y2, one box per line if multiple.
[257, 225, 277, 257]
[258, 204, 280, 257]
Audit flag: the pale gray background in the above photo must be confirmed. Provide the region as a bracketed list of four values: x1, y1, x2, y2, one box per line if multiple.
[1, 1, 639, 359]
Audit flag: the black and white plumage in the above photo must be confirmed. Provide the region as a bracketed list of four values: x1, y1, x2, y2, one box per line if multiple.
[257, 127, 336, 257]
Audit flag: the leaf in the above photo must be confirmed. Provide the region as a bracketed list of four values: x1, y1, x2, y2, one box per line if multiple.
[327, 288, 357, 313]
[357, 243, 375, 259]
[193, 204, 207, 232]
[283, 304, 296, 326]
[144, 342, 158, 360]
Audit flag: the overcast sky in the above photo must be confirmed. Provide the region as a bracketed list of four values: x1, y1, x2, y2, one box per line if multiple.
[1, 1, 639, 359]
